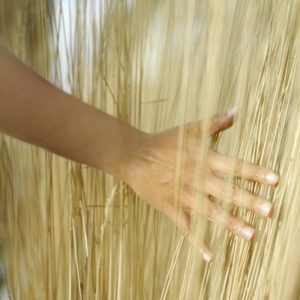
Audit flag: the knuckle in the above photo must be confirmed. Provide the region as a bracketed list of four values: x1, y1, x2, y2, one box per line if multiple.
[231, 185, 240, 200]
[227, 217, 240, 232]
[204, 202, 218, 220]
[233, 160, 243, 174]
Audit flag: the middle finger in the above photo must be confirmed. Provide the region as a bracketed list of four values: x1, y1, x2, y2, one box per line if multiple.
[205, 175, 274, 217]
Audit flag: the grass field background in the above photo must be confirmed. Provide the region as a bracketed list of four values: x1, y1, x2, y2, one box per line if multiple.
[0, 1, 299, 299]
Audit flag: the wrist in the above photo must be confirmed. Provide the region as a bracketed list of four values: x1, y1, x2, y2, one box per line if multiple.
[118, 127, 151, 184]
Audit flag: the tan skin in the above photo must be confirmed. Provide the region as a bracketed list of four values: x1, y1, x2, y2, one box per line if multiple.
[0, 47, 279, 262]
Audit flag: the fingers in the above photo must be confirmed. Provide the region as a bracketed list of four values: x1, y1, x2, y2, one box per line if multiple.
[183, 191, 255, 240]
[168, 184, 260, 262]
[185, 107, 237, 137]
[209, 151, 279, 186]
[209, 107, 238, 135]
[167, 206, 213, 263]
[205, 175, 274, 217]
[202, 197, 255, 241]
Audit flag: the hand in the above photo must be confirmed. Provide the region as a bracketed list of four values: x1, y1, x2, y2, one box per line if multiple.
[122, 109, 279, 262]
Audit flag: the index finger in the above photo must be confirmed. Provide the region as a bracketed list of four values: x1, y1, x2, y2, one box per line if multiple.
[208, 151, 279, 186]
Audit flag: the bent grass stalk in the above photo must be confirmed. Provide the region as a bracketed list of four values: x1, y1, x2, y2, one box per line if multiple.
[0, 0, 299, 299]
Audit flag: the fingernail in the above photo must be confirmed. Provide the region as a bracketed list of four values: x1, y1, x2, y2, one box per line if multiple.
[265, 172, 279, 185]
[226, 106, 239, 117]
[242, 226, 255, 241]
[201, 249, 213, 263]
[258, 201, 274, 217]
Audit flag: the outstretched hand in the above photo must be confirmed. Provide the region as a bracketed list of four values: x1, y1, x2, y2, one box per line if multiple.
[122, 109, 279, 262]
[0, 47, 279, 263]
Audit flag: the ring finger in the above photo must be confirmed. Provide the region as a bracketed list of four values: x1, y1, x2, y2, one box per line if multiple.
[202, 197, 255, 241]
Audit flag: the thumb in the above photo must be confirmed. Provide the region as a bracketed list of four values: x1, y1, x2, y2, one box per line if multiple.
[210, 107, 238, 135]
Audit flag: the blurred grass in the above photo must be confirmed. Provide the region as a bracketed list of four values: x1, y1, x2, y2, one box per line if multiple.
[0, 0, 299, 299]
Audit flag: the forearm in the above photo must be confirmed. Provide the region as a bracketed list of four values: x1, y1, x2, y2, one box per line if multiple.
[0, 46, 142, 178]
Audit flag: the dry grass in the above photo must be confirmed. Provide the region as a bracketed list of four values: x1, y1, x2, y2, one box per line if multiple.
[0, 0, 299, 299]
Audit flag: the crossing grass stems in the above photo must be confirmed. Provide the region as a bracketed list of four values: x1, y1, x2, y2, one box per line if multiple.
[0, 0, 299, 299]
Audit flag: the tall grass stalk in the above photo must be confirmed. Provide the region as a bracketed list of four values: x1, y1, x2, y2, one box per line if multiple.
[0, 0, 299, 299]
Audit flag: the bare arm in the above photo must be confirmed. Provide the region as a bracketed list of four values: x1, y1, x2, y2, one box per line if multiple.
[0, 46, 143, 178]
[0, 46, 279, 262]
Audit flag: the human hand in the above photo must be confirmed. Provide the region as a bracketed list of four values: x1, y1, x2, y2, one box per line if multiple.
[122, 109, 279, 262]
